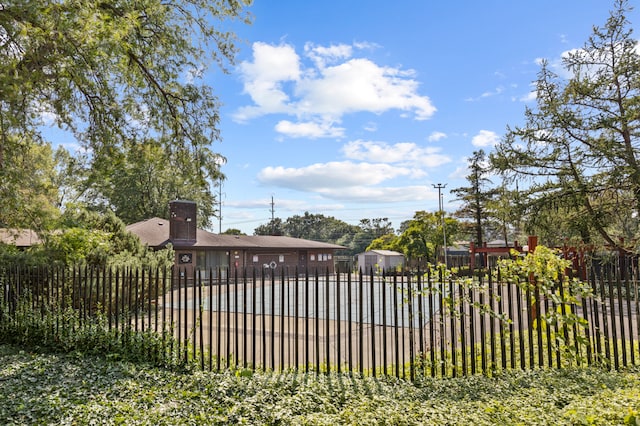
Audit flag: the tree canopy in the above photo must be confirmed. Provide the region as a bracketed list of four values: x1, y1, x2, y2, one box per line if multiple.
[254, 213, 394, 256]
[452, 150, 497, 247]
[0, 0, 252, 229]
[491, 0, 640, 251]
[366, 211, 460, 266]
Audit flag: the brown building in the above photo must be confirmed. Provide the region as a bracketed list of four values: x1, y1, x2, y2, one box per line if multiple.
[126, 200, 345, 277]
[0, 229, 42, 248]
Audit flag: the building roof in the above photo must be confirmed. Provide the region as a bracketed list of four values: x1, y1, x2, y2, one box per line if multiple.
[126, 218, 345, 250]
[241, 235, 345, 250]
[0, 229, 42, 247]
[360, 249, 404, 257]
[125, 218, 172, 247]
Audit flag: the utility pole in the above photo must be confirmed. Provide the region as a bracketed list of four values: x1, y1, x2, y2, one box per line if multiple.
[218, 177, 223, 234]
[433, 183, 448, 267]
[270, 196, 275, 235]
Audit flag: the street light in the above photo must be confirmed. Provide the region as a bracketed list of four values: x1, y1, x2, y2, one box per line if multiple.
[433, 183, 448, 267]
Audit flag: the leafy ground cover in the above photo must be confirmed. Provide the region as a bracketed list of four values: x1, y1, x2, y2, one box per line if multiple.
[1, 344, 639, 425]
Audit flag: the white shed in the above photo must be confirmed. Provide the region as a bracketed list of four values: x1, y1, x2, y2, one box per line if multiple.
[356, 250, 405, 273]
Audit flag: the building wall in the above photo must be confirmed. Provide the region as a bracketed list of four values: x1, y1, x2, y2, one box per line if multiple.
[357, 251, 405, 272]
[172, 247, 338, 279]
[306, 250, 336, 273]
[383, 255, 404, 270]
[244, 249, 336, 275]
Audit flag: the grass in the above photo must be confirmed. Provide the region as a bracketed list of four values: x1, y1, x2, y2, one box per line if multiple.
[1, 344, 640, 425]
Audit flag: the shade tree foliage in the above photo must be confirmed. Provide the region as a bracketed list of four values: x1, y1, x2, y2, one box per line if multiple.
[396, 211, 460, 264]
[0, 0, 252, 229]
[0, 206, 173, 268]
[254, 213, 394, 256]
[367, 211, 461, 265]
[84, 138, 224, 226]
[255, 212, 361, 254]
[254, 218, 285, 236]
[8, 0, 640, 258]
[255, 210, 461, 264]
[0, 139, 59, 229]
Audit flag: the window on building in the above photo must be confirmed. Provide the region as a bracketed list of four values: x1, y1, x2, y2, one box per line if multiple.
[196, 250, 230, 278]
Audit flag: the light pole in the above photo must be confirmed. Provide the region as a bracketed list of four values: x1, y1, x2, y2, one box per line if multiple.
[433, 183, 448, 267]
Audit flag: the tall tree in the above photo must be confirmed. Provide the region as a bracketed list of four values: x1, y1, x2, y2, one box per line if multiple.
[491, 0, 640, 251]
[87, 138, 224, 226]
[0, 137, 59, 230]
[282, 212, 357, 243]
[349, 217, 395, 254]
[485, 184, 524, 246]
[358, 218, 394, 239]
[253, 213, 387, 256]
[254, 218, 284, 236]
[1, 0, 251, 228]
[52, 146, 87, 210]
[395, 211, 460, 264]
[451, 150, 496, 247]
[366, 233, 400, 252]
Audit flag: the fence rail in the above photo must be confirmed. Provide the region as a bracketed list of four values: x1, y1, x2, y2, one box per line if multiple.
[1, 262, 639, 379]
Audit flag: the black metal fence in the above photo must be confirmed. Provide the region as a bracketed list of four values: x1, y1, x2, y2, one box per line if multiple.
[1, 262, 639, 379]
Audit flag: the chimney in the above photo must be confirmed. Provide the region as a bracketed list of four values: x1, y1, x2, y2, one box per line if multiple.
[169, 200, 197, 243]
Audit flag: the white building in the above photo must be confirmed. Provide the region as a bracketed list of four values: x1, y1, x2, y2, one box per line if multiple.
[356, 249, 405, 273]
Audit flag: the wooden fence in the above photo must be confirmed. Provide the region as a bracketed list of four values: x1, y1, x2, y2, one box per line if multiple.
[1, 262, 639, 379]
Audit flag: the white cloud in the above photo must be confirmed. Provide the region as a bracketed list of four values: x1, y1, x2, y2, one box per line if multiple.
[250, 135, 457, 203]
[537, 45, 609, 82]
[234, 42, 301, 121]
[240, 42, 302, 82]
[471, 130, 500, 147]
[466, 86, 504, 102]
[448, 165, 470, 180]
[258, 161, 415, 191]
[427, 131, 447, 142]
[296, 58, 435, 119]
[182, 65, 205, 84]
[363, 121, 378, 132]
[342, 140, 451, 167]
[227, 198, 311, 211]
[450, 154, 496, 180]
[275, 120, 345, 139]
[315, 185, 433, 203]
[519, 90, 537, 103]
[40, 110, 57, 126]
[32, 101, 58, 126]
[304, 42, 353, 68]
[234, 41, 436, 136]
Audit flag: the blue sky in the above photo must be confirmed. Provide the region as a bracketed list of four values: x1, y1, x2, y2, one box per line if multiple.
[49, 1, 640, 234]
